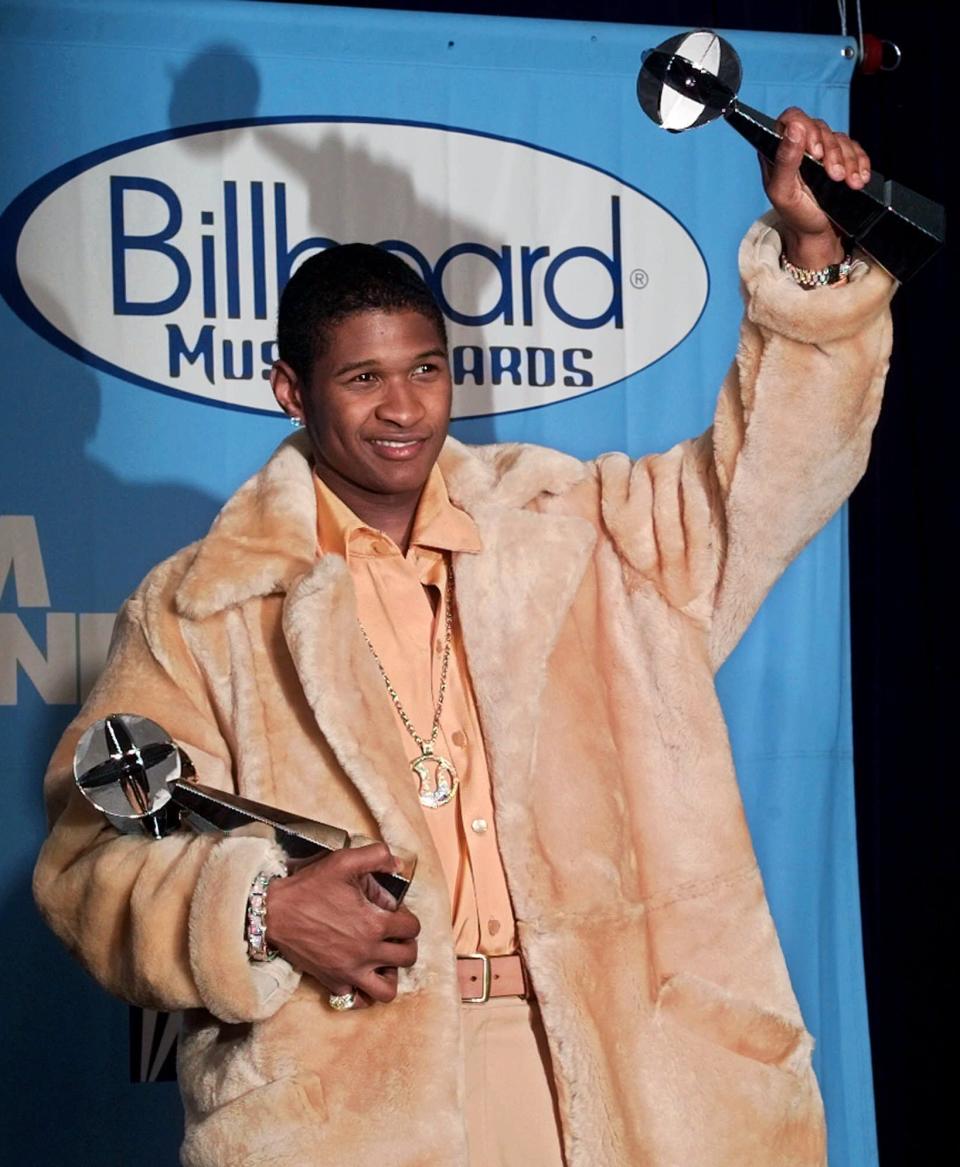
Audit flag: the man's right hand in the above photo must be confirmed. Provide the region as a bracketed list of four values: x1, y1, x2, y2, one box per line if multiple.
[265, 842, 420, 1005]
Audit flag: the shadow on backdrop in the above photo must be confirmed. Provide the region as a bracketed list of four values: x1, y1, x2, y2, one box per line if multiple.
[9, 36, 511, 1164]
[2, 292, 219, 1162]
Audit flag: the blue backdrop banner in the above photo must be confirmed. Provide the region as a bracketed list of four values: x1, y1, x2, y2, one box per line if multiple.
[0, 2, 875, 1163]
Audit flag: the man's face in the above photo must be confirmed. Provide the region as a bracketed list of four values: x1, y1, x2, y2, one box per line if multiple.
[272, 309, 452, 514]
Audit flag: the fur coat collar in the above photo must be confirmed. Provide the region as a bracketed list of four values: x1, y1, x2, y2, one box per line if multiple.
[174, 433, 601, 890]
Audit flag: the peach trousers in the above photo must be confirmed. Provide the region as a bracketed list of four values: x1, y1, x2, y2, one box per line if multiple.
[462, 997, 567, 1167]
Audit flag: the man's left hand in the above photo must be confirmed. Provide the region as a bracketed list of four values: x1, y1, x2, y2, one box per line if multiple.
[763, 107, 872, 271]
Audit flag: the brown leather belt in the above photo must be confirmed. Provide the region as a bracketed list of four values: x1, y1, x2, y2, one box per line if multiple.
[457, 953, 527, 1003]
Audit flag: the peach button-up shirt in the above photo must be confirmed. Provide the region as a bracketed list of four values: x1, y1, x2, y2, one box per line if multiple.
[314, 468, 518, 956]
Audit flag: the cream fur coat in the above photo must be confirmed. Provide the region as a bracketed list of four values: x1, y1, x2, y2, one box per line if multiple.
[35, 221, 893, 1167]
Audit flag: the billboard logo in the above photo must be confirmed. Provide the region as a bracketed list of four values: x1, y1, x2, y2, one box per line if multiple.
[2, 119, 707, 418]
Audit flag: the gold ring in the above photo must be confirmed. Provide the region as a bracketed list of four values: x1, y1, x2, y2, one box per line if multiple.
[328, 990, 356, 1011]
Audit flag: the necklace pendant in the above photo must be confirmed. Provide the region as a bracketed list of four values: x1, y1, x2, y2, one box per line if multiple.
[411, 744, 459, 809]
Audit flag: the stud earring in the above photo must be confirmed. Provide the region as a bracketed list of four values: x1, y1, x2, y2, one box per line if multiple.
[289, 415, 303, 428]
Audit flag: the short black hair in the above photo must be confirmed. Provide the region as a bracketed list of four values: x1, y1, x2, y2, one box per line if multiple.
[277, 243, 447, 380]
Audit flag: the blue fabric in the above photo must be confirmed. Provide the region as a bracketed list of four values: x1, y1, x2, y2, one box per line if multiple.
[0, 2, 875, 1163]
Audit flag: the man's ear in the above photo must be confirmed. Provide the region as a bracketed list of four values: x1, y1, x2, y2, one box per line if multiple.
[270, 359, 304, 423]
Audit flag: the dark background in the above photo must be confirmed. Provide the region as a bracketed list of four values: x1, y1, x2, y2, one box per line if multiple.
[267, 4, 951, 1162]
[274, 3, 950, 1162]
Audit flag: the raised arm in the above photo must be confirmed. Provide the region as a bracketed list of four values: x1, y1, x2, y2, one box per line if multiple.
[598, 110, 895, 667]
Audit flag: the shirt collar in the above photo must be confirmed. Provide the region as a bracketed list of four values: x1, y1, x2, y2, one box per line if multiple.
[314, 464, 482, 560]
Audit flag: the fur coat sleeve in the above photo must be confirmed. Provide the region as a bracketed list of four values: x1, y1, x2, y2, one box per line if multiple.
[596, 215, 894, 667]
[33, 554, 301, 1023]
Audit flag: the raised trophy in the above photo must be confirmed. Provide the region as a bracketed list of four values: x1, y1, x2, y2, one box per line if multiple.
[74, 712, 416, 903]
[637, 29, 945, 282]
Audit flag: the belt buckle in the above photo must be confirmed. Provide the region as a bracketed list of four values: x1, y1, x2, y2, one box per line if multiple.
[462, 953, 491, 1004]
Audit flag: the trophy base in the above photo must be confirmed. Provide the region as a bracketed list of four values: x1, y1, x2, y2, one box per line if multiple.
[173, 780, 416, 903]
[727, 104, 945, 283]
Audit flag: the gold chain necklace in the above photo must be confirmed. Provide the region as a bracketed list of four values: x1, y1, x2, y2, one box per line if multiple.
[357, 568, 459, 809]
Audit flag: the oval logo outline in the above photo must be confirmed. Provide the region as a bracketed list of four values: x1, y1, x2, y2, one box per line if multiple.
[0, 115, 709, 418]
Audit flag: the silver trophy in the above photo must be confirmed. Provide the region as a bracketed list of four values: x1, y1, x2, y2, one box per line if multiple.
[637, 29, 945, 282]
[74, 713, 416, 902]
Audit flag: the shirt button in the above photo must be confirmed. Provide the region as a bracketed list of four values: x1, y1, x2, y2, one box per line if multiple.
[373, 540, 391, 555]
[471, 818, 488, 834]
[452, 730, 466, 748]
[435, 640, 443, 655]
[488, 918, 501, 936]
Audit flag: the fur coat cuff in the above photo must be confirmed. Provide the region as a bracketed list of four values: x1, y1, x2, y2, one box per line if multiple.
[188, 835, 301, 1023]
[740, 212, 894, 344]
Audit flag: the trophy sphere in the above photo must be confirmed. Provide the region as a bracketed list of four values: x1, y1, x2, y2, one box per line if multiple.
[74, 713, 181, 820]
[637, 29, 742, 132]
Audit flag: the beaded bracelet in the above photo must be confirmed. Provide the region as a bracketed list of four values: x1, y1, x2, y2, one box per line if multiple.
[245, 868, 286, 962]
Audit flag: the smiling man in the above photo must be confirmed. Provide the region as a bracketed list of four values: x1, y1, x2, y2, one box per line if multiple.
[35, 112, 894, 1167]
[271, 260, 454, 551]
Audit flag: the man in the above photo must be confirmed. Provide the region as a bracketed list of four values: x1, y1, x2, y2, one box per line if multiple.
[34, 111, 892, 1166]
